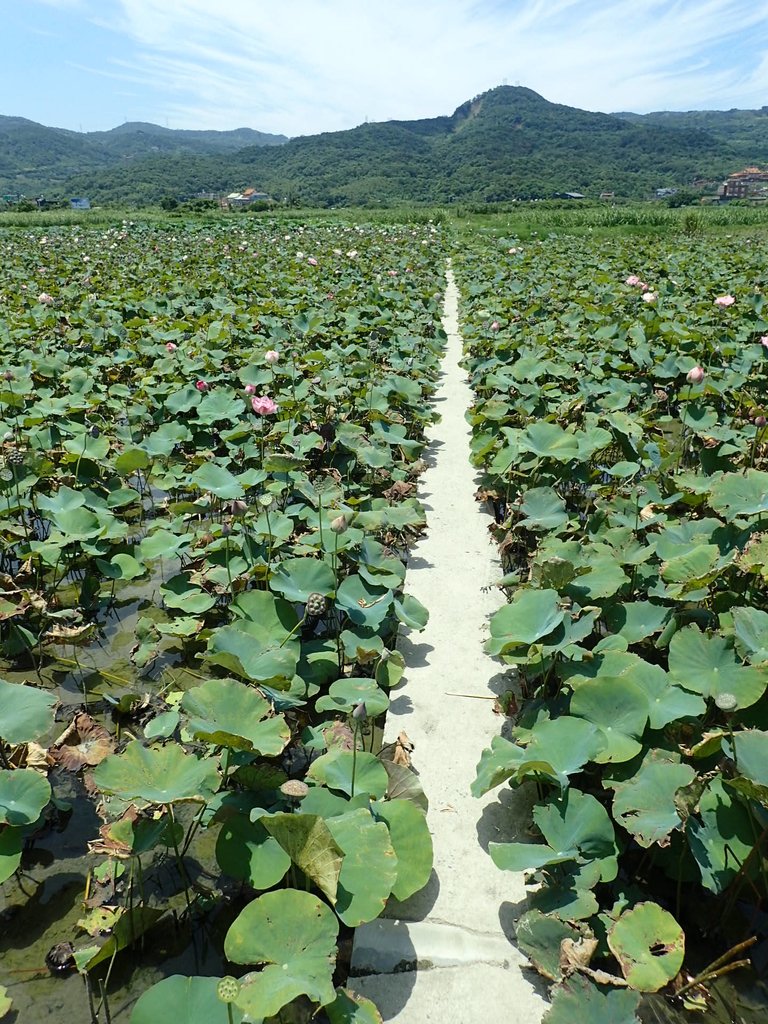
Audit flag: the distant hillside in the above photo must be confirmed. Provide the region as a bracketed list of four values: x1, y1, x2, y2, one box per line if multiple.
[7, 88, 768, 205]
[0, 116, 286, 196]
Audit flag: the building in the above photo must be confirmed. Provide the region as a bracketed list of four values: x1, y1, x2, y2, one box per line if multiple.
[223, 188, 270, 208]
[70, 198, 91, 210]
[718, 167, 768, 200]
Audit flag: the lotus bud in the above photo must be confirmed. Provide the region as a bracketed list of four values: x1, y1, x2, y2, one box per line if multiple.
[352, 701, 368, 721]
[244, 383, 256, 395]
[165, 342, 177, 352]
[755, 415, 767, 427]
[264, 349, 280, 365]
[89, 425, 100, 439]
[231, 499, 248, 515]
[490, 320, 500, 331]
[715, 692, 737, 712]
[330, 514, 348, 534]
[195, 379, 209, 392]
[686, 366, 705, 384]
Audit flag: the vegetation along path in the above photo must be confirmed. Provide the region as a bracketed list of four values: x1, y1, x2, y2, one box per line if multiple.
[349, 261, 546, 1022]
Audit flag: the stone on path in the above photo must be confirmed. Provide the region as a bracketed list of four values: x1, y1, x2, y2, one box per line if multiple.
[350, 263, 546, 1022]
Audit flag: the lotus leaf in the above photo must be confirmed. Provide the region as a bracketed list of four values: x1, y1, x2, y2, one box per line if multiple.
[490, 788, 617, 882]
[520, 422, 580, 461]
[731, 606, 768, 664]
[216, 814, 290, 889]
[78, 905, 166, 972]
[335, 576, 393, 628]
[393, 593, 429, 630]
[190, 462, 245, 500]
[225, 890, 338, 1016]
[610, 751, 695, 847]
[93, 741, 219, 804]
[161, 573, 216, 613]
[724, 729, 768, 786]
[181, 677, 289, 754]
[0, 824, 24, 883]
[603, 602, 670, 645]
[687, 777, 755, 893]
[570, 676, 648, 763]
[372, 798, 433, 901]
[708, 469, 768, 521]
[516, 909, 587, 981]
[316, 678, 389, 717]
[326, 808, 398, 926]
[0, 678, 56, 744]
[259, 811, 343, 902]
[668, 626, 767, 709]
[131, 975, 244, 1024]
[0, 768, 51, 826]
[608, 902, 684, 992]
[542, 976, 641, 1024]
[326, 988, 383, 1024]
[270, 557, 336, 601]
[380, 758, 429, 811]
[308, 749, 389, 799]
[519, 487, 569, 530]
[486, 589, 565, 655]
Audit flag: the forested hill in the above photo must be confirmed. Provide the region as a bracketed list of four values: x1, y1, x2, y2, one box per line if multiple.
[0, 116, 287, 196]
[7, 87, 768, 205]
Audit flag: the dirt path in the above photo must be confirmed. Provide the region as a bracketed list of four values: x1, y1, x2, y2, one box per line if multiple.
[350, 262, 546, 1022]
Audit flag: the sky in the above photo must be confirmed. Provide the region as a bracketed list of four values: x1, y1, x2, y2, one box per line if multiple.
[6, 0, 768, 137]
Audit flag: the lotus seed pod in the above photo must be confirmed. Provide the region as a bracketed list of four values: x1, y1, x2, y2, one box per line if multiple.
[280, 779, 309, 800]
[715, 692, 737, 712]
[306, 592, 327, 617]
[217, 976, 240, 1003]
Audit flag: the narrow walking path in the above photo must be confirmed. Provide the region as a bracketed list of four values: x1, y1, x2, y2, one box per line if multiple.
[350, 263, 546, 1022]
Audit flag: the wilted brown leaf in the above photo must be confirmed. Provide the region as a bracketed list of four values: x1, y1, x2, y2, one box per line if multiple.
[383, 481, 414, 502]
[51, 713, 116, 770]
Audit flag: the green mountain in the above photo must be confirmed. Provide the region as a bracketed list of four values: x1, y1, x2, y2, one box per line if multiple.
[0, 115, 286, 196]
[6, 87, 767, 205]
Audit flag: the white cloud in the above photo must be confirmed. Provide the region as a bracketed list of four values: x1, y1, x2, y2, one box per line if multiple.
[30, 1, 768, 132]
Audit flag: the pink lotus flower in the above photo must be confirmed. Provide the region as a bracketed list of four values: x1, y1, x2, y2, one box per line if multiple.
[714, 295, 735, 307]
[38, 292, 54, 305]
[307, 257, 318, 266]
[760, 336, 768, 348]
[251, 395, 278, 415]
[625, 274, 642, 286]
[165, 342, 178, 352]
[642, 291, 657, 303]
[687, 365, 705, 384]
[244, 384, 256, 395]
[264, 350, 280, 365]
[195, 380, 209, 392]
[490, 320, 500, 332]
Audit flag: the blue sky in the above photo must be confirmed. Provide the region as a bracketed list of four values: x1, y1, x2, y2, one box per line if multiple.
[7, 1, 768, 136]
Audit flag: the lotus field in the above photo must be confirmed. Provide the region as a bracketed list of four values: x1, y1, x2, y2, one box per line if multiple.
[0, 221, 445, 1021]
[457, 234, 768, 1020]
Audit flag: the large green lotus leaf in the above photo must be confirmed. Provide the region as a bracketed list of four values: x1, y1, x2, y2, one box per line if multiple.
[687, 777, 755, 893]
[620, 659, 706, 730]
[668, 626, 767, 709]
[491, 788, 617, 882]
[604, 602, 671, 645]
[93, 741, 219, 804]
[326, 808, 398, 926]
[215, 813, 290, 889]
[270, 557, 336, 602]
[326, 988, 383, 1024]
[0, 825, 24, 883]
[307, 749, 389, 799]
[529, 880, 599, 922]
[79, 905, 166, 972]
[181, 677, 289, 754]
[259, 811, 343, 903]
[472, 735, 525, 796]
[0, 769, 51, 825]
[372, 798, 432, 901]
[565, 556, 629, 602]
[190, 462, 245, 500]
[486, 589, 565, 655]
[520, 422, 580, 461]
[516, 910, 586, 981]
[138, 528, 190, 561]
[724, 730, 768, 786]
[161, 573, 216, 613]
[316, 678, 389, 718]
[335, 576, 393, 628]
[393, 593, 429, 630]
[608, 902, 684, 992]
[165, 385, 201, 414]
[570, 677, 648, 763]
[611, 751, 695, 848]
[542, 975, 641, 1024]
[194, 389, 244, 424]
[660, 544, 721, 586]
[226, 890, 338, 1016]
[0, 679, 56, 744]
[63, 432, 110, 461]
[519, 487, 569, 530]
[231, 588, 300, 636]
[131, 976, 243, 1024]
[51, 506, 105, 541]
[358, 538, 406, 588]
[708, 469, 768, 521]
[732, 606, 768, 664]
[205, 625, 299, 688]
[375, 649, 405, 689]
